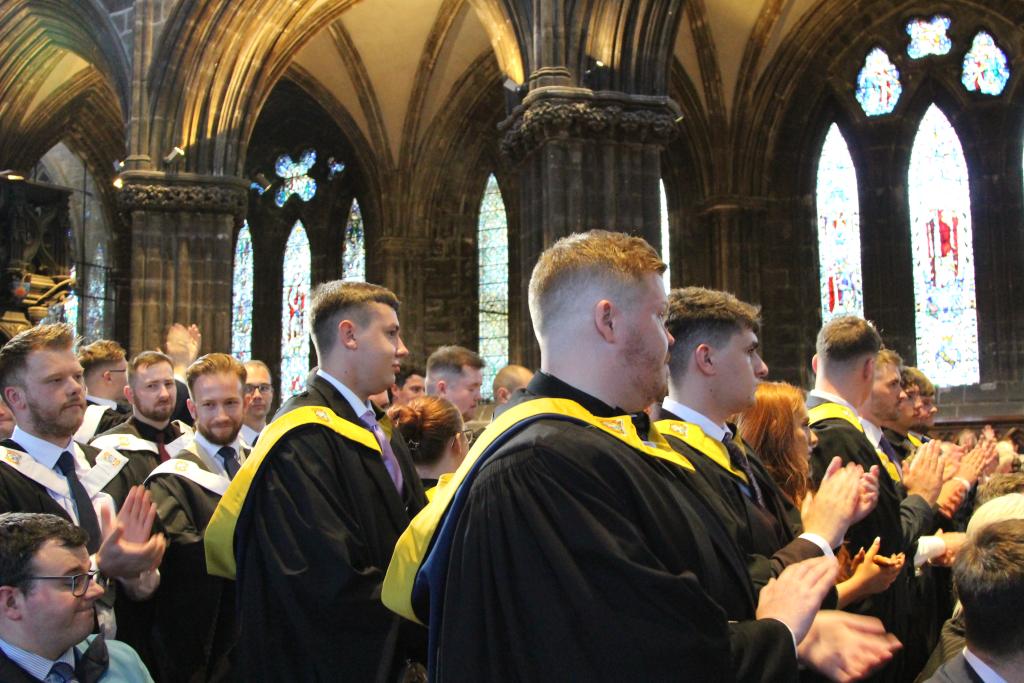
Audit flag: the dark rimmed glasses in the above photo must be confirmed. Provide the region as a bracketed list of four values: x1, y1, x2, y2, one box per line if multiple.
[25, 570, 99, 597]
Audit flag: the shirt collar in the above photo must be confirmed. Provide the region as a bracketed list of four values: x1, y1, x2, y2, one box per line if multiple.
[239, 424, 261, 447]
[0, 636, 75, 680]
[86, 395, 117, 409]
[808, 389, 859, 414]
[661, 398, 731, 441]
[316, 369, 373, 418]
[861, 418, 883, 448]
[193, 431, 242, 461]
[9, 426, 75, 470]
[962, 646, 1009, 683]
[525, 372, 622, 418]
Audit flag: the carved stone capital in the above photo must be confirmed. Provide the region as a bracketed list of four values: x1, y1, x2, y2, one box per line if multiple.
[500, 87, 681, 162]
[117, 172, 248, 216]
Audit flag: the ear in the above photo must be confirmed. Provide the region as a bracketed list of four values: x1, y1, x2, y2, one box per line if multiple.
[593, 299, 617, 343]
[862, 356, 876, 382]
[0, 585, 23, 620]
[810, 353, 819, 375]
[496, 387, 510, 403]
[1, 386, 24, 412]
[436, 379, 448, 397]
[693, 343, 716, 377]
[338, 319, 358, 350]
[242, 393, 253, 411]
[186, 397, 197, 421]
[123, 384, 134, 404]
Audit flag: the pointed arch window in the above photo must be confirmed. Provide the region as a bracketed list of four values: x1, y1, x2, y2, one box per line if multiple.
[659, 180, 671, 291]
[232, 222, 254, 361]
[856, 48, 903, 116]
[908, 105, 979, 386]
[478, 174, 509, 399]
[961, 32, 1010, 96]
[64, 266, 79, 334]
[343, 199, 366, 282]
[281, 221, 312, 397]
[83, 243, 108, 342]
[816, 124, 864, 322]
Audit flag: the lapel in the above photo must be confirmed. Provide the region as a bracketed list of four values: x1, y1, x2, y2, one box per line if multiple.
[306, 375, 411, 530]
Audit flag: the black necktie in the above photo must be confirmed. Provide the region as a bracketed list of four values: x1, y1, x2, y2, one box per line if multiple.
[56, 451, 102, 554]
[217, 446, 239, 480]
[722, 435, 766, 507]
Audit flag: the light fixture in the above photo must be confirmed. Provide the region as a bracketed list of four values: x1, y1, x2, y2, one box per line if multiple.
[0, 170, 25, 181]
[113, 159, 125, 172]
[503, 77, 525, 113]
[112, 176, 124, 189]
[162, 146, 185, 164]
[584, 58, 611, 90]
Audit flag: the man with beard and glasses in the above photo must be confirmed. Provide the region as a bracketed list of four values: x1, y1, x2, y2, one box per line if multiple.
[144, 353, 249, 682]
[92, 351, 193, 496]
[0, 324, 166, 652]
[75, 340, 131, 444]
[384, 231, 899, 682]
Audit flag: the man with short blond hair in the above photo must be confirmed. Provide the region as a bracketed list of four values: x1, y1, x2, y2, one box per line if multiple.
[426, 346, 484, 420]
[240, 360, 274, 446]
[75, 339, 131, 442]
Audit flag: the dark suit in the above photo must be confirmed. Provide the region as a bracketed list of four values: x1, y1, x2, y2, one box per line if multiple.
[172, 378, 194, 427]
[924, 652, 987, 683]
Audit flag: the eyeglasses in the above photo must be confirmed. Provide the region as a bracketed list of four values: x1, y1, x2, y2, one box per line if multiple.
[25, 570, 99, 597]
[244, 384, 274, 395]
[459, 429, 475, 446]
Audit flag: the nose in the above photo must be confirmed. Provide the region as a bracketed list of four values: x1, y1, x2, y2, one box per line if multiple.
[83, 577, 105, 601]
[664, 328, 675, 348]
[756, 355, 769, 379]
[809, 429, 819, 449]
[396, 335, 409, 358]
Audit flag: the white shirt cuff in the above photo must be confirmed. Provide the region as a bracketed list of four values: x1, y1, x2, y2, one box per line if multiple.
[914, 536, 947, 567]
[798, 533, 836, 558]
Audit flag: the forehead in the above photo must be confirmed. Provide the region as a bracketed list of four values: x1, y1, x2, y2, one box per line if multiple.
[361, 302, 400, 327]
[244, 365, 271, 383]
[135, 361, 173, 381]
[25, 347, 80, 376]
[405, 374, 425, 386]
[877, 362, 901, 381]
[32, 539, 88, 574]
[193, 371, 243, 399]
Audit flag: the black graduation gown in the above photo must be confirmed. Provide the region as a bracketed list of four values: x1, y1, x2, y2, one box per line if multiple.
[85, 399, 132, 437]
[808, 397, 935, 681]
[91, 418, 185, 506]
[656, 407, 833, 604]
[233, 374, 427, 682]
[436, 373, 798, 682]
[146, 448, 242, 682]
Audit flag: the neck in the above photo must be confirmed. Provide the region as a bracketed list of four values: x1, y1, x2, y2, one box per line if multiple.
[967, 643, 1024, 680]
[415, 450, 461, 481]
[667, 380, 732, 427]
[321, 362, 370, 404]
[243, 416, 267, 431]
[132, 410, 169, 431]
[815, 373, 862, 409]
[0, 625, 66, 661]
[18, 423, 72, 449]
[541, 350, 643, 413]
[882, 421, 908, 437]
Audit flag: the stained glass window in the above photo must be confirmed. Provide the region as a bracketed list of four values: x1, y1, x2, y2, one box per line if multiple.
[274, 149, 318, 207]
[83, 243, 107, 342]
[660, 180, 671, 291]
[856, 48, 902, 116]
[232, 222, 254, 361]
[64, 266, 79, 333]
[906, 16, 952, 59]
[908, 105, 979, 386]
[816, 123, 864, 322]
[343, 199, 366, 282]
[280, 221, 312, 397]
[962, 32, 1010, 96]
[478, 174, 509, 399]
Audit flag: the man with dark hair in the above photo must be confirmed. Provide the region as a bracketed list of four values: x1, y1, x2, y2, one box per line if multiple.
[656, 287, 878, 605]
[385, 231, 899, 681]
[927, 519, 1024, 681]
[206, 280, 427, 681]
[75, 340, 131, 443]
[390, 362, 425, 408]
[425, 345, 484, 420]
[809, 318, 945, 680]
[144, 353, 249, 682]
[904, 366, 939, 434]
[0, 512, 153, 682]
[92, 351, 193, 488]
[240, 360, 274, 446]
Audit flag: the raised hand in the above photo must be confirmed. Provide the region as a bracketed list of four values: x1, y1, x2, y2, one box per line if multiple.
[97, 486, 166, 578]
[802, 457, 864, 548]
[903, 439, 946, 505]
[756, 555, 838, 645]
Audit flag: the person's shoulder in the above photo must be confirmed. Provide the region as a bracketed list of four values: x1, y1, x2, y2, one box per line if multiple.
[924, 652, 982, 683]
[79, 635, 155, 682]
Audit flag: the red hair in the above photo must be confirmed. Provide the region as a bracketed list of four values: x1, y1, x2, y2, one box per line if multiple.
[736, 382, 810, 506]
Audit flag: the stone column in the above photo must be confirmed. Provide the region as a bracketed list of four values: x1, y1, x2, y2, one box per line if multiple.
[500, 87, 679, 367]
[117, 172, 247, 355]
[374, 235, 432, 360]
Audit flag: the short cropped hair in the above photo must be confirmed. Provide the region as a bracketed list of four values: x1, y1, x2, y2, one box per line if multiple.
[875, 348, 904, 374]
[492, 364, 532, 396]
[309, 281, 400, 356]
[127, 350, 174, 388]
[186, 353, 246, 398]
[243, 359, 272, 379]
[955, 518, 1024, 657]
[665, 287, 761, 375]
[815, 316, 882, 365]
[0, 323, 76, 397]
[426, 346, 484, 392]
[977, 474, 1024, 508]
[528, 230, 665, 338]
[902, 366, 936, 397]
[77, 340, 126, 377]
[395, 361, 425, 389]
[0, 513, 87, 592]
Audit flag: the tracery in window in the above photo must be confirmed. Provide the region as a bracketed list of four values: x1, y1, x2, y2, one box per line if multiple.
[816, 123, 864, 322]
[855, 48, 903, 116]
[280, 221, 312, 396]
[906, 16, 952, 59]
[274, 149, 318, 207]
[908, 105, 980, 386]
[343, 200, 366, 282]
[232, 222, 254, 361]
[477, 174, 509, 399]
[961, 32, 1010, 96]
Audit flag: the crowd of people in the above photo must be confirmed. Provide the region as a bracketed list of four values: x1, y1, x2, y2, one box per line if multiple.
[0, 230, 1021, 682]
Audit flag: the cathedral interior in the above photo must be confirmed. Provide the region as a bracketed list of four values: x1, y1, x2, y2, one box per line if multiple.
[1, 0, 1022, 428]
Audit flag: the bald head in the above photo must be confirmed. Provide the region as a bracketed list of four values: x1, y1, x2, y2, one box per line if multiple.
[492, 364, 533, 405]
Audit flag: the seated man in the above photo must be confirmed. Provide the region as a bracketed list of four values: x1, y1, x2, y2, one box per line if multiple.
[75, 340, 131, 443]
[927, 518, 1024, 682]
[0, 512, 153, 682]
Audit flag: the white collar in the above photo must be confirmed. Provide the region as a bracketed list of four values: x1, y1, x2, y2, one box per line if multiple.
[193, 431, 242, 462]
[86, 395, 118, 409]
[239, 423, 261, 447]
[963, 647, 1009, 683]
[9, 427, 76, 470]
[316, 369, 374, 419]
[661, 398, 731, 442]
[861, 418, 883, 447]
[808, 389, 860, 414]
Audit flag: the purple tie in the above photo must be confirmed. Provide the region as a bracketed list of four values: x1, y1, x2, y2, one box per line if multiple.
[360, 410, 404, 494]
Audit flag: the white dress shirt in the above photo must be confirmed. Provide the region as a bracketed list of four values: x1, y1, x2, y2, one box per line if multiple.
[192, 431, 245, 478]
[316, 369, 375, 417]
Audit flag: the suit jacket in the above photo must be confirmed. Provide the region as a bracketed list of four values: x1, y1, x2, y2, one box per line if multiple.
[0, 634, 153, 683]
[233, 373, 428, 682]
[924, 652, 986, 683]
[172, 379, 194, 427]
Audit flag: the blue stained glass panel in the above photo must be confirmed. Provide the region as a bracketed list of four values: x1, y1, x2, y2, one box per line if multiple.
[64, 266, 79, 334]
[856, 48, 902, 116]
[816, 123, 864, 322]
[477, 174, 508, 400]
[274, 149, 318, 207]
[660, 180, 671, 292]
[280, 221, 311, 397]
[343, 199, 366, 282]
[232, 222, 254, 361]
[83, 243, 107, 342]
[906, 16, 952, 59]
[908, 105, 979, 386]
[962, 32, 1010, 96]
